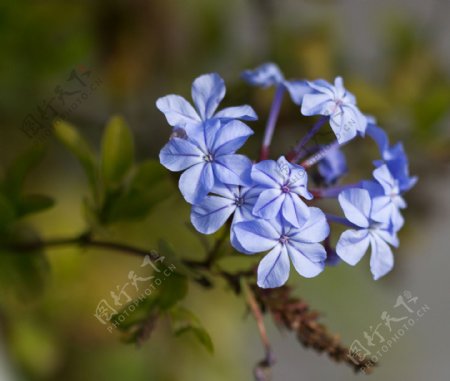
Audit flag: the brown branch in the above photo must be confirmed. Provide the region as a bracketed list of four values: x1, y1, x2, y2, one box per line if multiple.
[252, 284, 376, 374]
[6, 232, 161, 261]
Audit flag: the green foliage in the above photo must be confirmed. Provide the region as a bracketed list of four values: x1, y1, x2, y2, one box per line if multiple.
[169, 306, 214, 353]
[53, 120, 97, 190]
[53, 117, 173, 226]
[101, 116, 135, 185]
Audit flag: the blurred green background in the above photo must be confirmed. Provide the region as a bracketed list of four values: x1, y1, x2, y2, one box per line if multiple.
[0, 0, 449, 380]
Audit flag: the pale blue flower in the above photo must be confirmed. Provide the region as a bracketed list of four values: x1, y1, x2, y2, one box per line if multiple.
[336, 188, 399, 280]
[159, 120, 253, 204]
[251, 156, 313, 227]
[233, 207, 329, 288]
[301, 77, 367, 144]
[156, 73, 257, 138]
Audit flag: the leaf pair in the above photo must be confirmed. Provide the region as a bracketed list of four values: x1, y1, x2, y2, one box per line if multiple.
[54, 117, 171, 226]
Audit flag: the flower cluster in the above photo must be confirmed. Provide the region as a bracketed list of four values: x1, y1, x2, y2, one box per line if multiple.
[157, 64, 416, 288]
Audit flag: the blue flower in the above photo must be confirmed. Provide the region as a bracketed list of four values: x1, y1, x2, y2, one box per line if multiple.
[159, 120, 254, 204]
[367, 121, 417, 192]
[242, 63, 285, 88]
[336, 188, 399, 280]
[252, 156, 313, 227]
[156, 73, 257, 137]
[191, 183, 261, 253]
[232, 207, 329, 288]
[242, 62, 313, 106]
[317, 144, 348, 185]
[362, 164, 406, 232]
[301, 77, 367, 144]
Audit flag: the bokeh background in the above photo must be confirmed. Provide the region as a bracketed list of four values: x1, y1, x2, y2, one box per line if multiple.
[1, 0, 449, 380]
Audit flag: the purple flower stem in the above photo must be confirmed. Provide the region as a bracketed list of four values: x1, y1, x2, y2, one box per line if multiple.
[325, 213, 359, 229]
[288, 115, 329, 162]
[260, 85, 285, 161]
[311, 183, 360, 198]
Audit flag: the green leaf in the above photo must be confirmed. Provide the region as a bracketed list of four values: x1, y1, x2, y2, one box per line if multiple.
[169, 306, 214, 353]
[3, 145, 45, 198]
[157, 272, 188, 310]
[112, 298, 157, 331]
[53, 120, 97, 189]
[100, 116, 134, 185]
[16, 194, 55, 217]
[105, 160, 171, 223]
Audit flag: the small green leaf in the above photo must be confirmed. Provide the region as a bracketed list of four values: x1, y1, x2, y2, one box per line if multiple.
[103, 160, 171, 223]
[53, 120, 97, 189]
[16, 194, 55, 217]
[169, 306, 214, 353]
[3, 145, 45, 198]
[157, 272, 188, 310]
[101, 116, 134, 185]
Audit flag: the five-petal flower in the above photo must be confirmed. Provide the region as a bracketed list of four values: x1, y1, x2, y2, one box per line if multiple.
[336, 188, 399, 280]
[159, 120, 254, 204]
[301, 77, 367, 144]
[252, 156, 313, 227]
[156, 73, 257, 138]
[233, 208, 329, 288]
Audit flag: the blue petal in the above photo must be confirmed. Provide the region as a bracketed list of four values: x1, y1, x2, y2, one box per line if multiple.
[178, 162, 214, 204]
[338, 188, 371, 228]
[257, 245, 290, 288]
[252, 160, 284, 187]
[336, 229, 370, 265]
[232, 220, 279, 253]
[241, 63, 284, 88]
[287, 244, 325, 278]
[318, 145, 348, 184]
[212, 120, 254, 156]
[191, 195, 235, 234]
[292, 207, 330, 243]
[329, 105, 361, 144]
[284, 80, 312, 105]
[369, 234, 394, 280]
[156, 95, 200, 127]
[281, 193, 310, 227]
[367, 123, 389, 155]
[159, 138, 203, 171]
[191, 73, 226, 120]
[213, 154, 253, 185]
[301, 93, 334, 116]
[253, 189, 284, 220]
[214, 105, 258, 121]
[373, 164, 396, 195]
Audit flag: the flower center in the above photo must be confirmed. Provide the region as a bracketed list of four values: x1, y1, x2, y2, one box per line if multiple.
[281, 184, 290, 193]
[203, 153, 214, 162]
[234, 195, 244, 207]
[279, 235, 289, 245]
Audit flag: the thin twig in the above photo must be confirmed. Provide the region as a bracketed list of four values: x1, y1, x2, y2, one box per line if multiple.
[242, 279, 275, 381]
